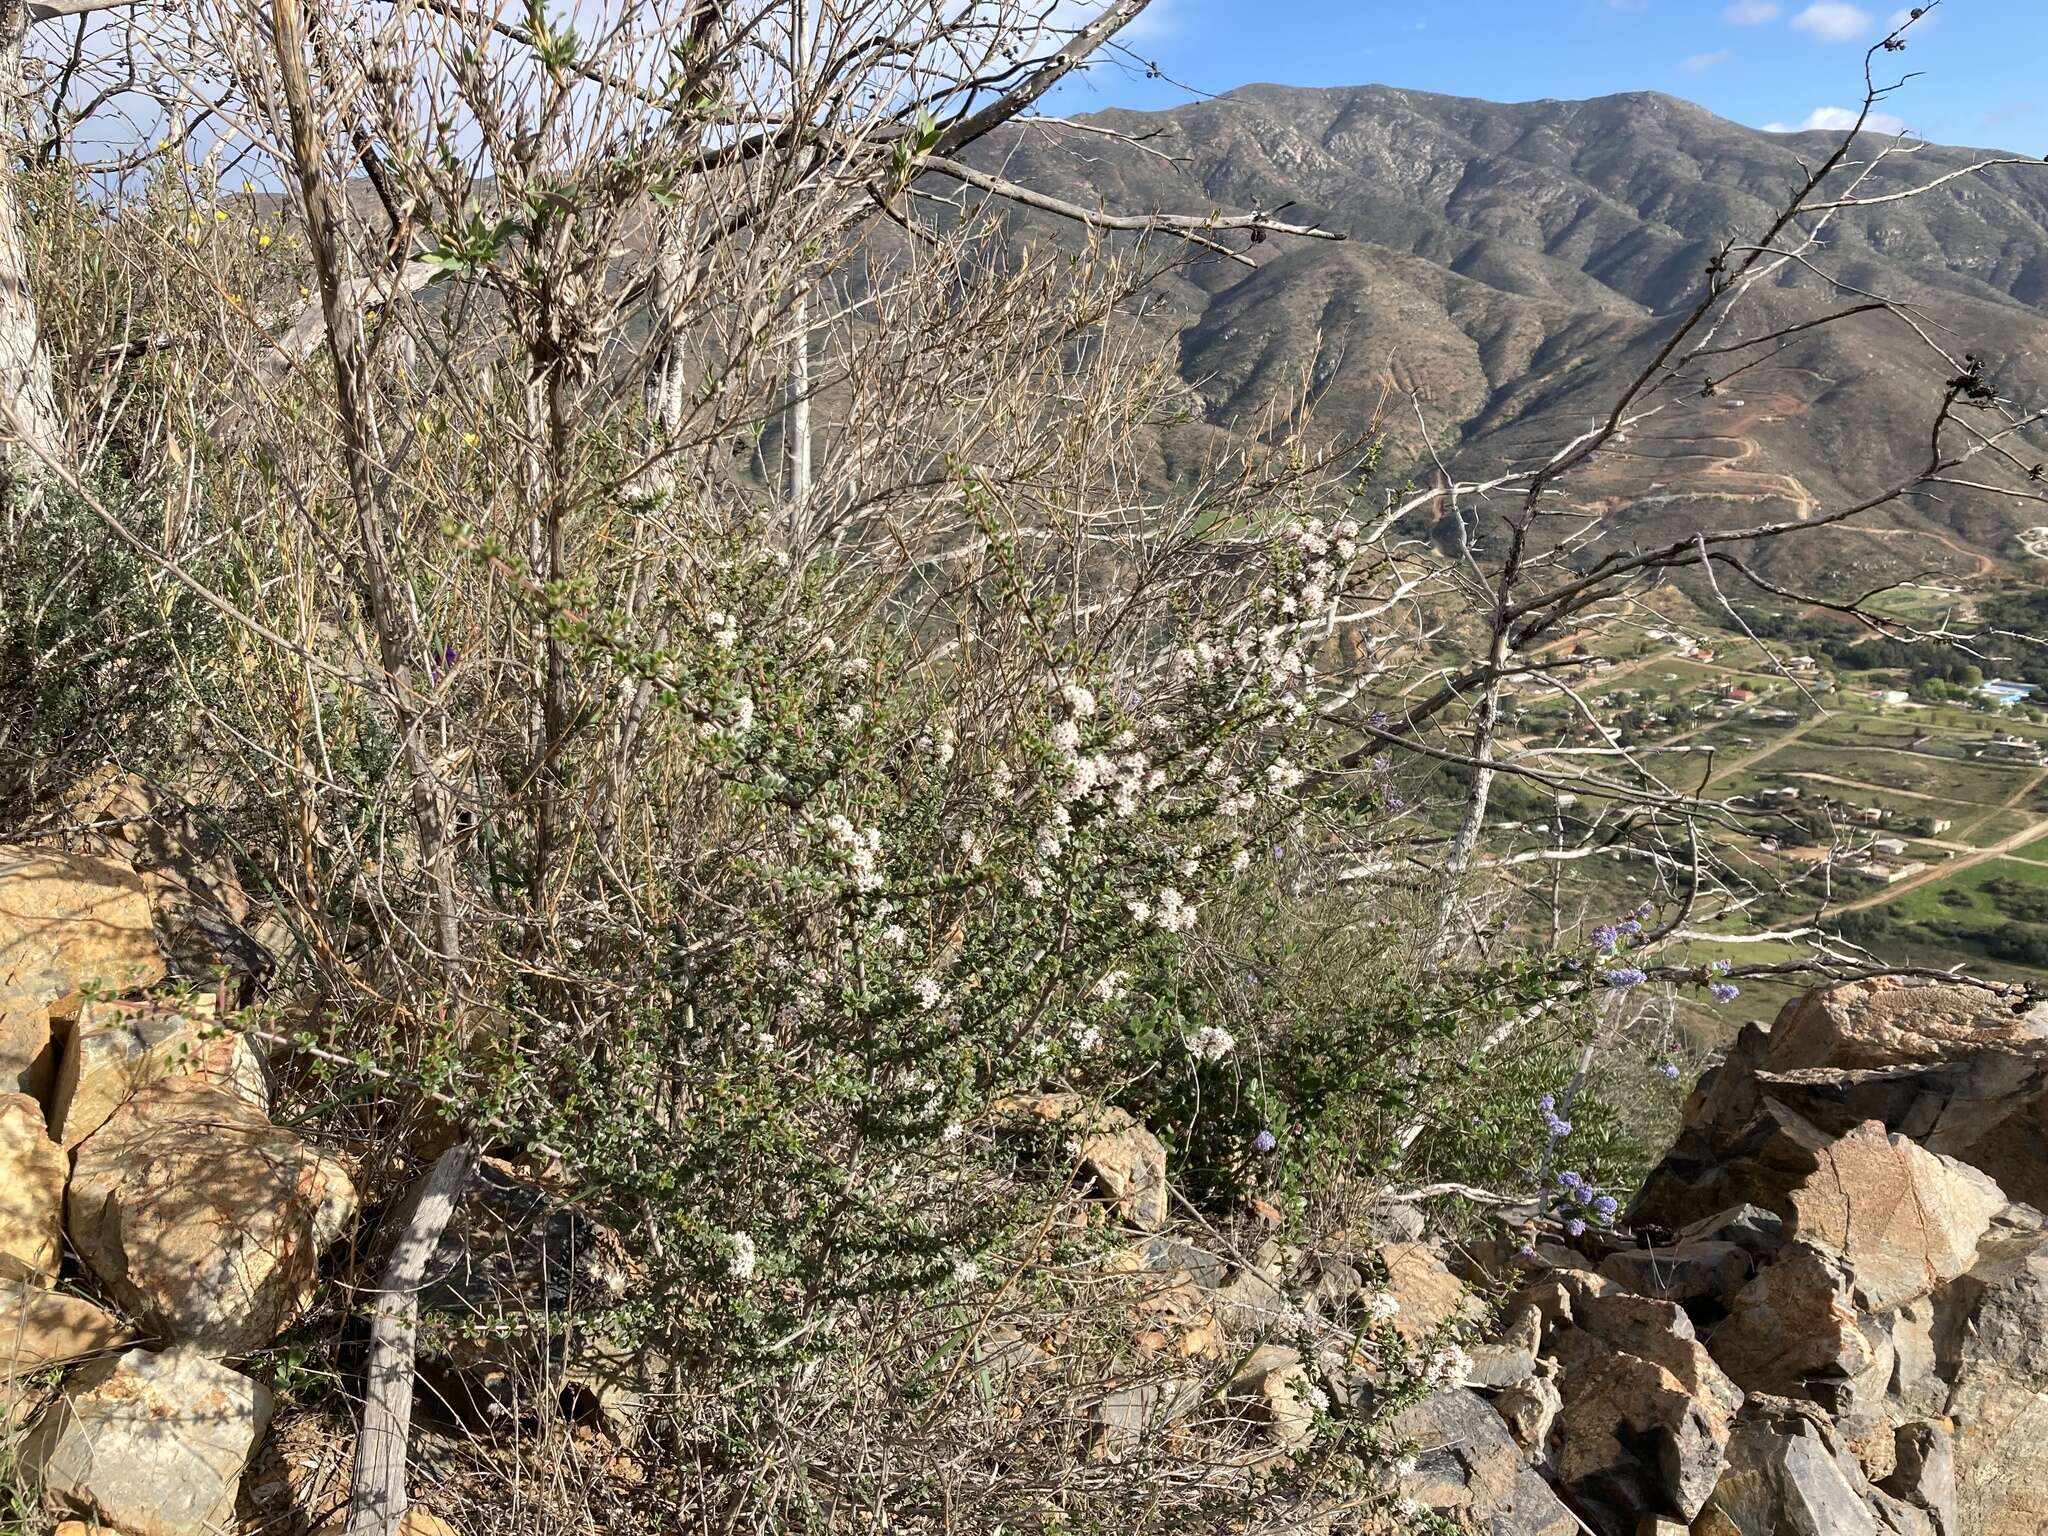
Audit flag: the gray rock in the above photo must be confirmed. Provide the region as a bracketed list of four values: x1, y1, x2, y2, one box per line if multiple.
[1676, 1203, 1787, 1258]
[1392, 1387, 1580, 1535]
[1599, 1240, 1752, 1309]
[1880, 1420, 1956, 1533]
[1937, 1227, 2048, 1536]
[25, 1346, 272, 1536]
[1463, 1341, 1537, 1389]
[1695, 1403, 1880, 1536]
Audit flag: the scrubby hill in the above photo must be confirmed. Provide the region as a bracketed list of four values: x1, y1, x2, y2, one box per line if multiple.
[972, 84, 2048, 580]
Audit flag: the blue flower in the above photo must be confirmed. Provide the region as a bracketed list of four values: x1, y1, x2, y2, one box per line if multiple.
[1566, 1217, 1587, 1237]
[1603, 966, 1648, 989]
[1709, 957, 1732, 975]
[1556, 1169, 1583, 1191]
[1617, 918, 1643, 936]
[1593, 1195, 1619, 1225]
[1590, 924, 1619, 953]
[1253, 1129, 1277, 1154]
[1538, 1094, 1556, 1113]
[1710, 982, 1741, 1003]
[1543, 1112, 1572, 1137]
[1369, 710, 1388, 729]
[1633, 902, 1653, 919]
[1657, 1062, 1680, 1079]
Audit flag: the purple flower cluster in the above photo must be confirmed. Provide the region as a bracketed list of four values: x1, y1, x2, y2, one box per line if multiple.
[1538, 1093, 1571, 1139]
[1590, 924, 1619, 954]
[1710, 981, 1741, 1003]
[1657, 1061, 1681, 1079]
[1603, 966, 1647, 989]
[1253, 1128, 1277, 1154]
[1555, 1168, 1620, 1231]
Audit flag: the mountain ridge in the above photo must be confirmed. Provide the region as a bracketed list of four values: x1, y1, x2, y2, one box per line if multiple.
[973, 82, 2048, 583]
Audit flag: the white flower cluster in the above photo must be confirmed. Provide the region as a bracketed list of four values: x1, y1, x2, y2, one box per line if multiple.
[1424, 1341, 1473, 1388]
[911, 975, 945, 1011]
[1089, 969, 1130, 1002]
[1183, 1023, 1236, 1063]
[824, 813, 884, 892]
[726, 1230, 757, 1282]
[704, 608, 739, 650]
[1363, 1290, 1401, 1325]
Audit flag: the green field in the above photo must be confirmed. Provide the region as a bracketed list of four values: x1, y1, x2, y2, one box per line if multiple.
[1746, 742, 2027, 805]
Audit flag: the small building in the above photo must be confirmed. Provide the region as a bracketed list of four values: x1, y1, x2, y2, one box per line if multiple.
[1930, 818, 1954, 833]
[1852, 806, 1886, 826]
[1760, 786, 1801, 803]
[1876, 689, 1910, 706]
[1873, 837, 1910, 856]
[1978, 679, 2041, 709]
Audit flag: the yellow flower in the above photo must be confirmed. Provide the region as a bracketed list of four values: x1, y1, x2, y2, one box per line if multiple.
[258, 233, 271, 249]
[298, 285, 310, 298]
[214, 210, 226, 222]
[460, 432, 478, 447]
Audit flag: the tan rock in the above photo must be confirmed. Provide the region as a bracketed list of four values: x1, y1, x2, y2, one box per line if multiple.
[1380, 1239, 1484, 1345]
[0, 1281, 133, 1379]
[50, 995, 262, 1149]
[1598, 1240, 1752, 1308]
[1548, 1297, 1740, 1523]
[0, 1093, 63, 1280]
[993, 1092, 1168, 1230]
[1495, 1371, 1563, 1460]
[0, 848, 164, 1097]
[1710, 1243, 1880, 1404]
[1785, 1119, 2006, 1312]
[68, 1076, 355, 1353]
[24, 1345, 272, 1536]
[1228, 1342, 1316, 1447]
[1766, 977, 2048, 1072]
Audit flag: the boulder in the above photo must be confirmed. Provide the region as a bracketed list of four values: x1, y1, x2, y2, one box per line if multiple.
[0, 848, 163, 1097]
[1765, 977, 2047, 1073]
[1597, 1240, 1752, 1311]
[50, 996, 266, 1149]
[994, 1092, 1169, 1230]
[1391, 1387, 1580, 1535]
[1879, 1420, 1957, 1532]
[1379, 1239, 1485, 1345]
[0, 1093, 63, 1280]
[0, 1282, 133, 1380]
[23, 1345, 272, 1536]
[1693, 1399, 1881, 1536]
[1784, 1119, 2006, 1313]
[1709, 1244, 1883, 1413]
[1939, 1227, 2048, 1536]
[67, 1076, 356, 1353]
[1547, 1294, 1740, 1524]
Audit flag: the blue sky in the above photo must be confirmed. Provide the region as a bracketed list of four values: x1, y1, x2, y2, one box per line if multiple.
[1055, 0, 2048, 154]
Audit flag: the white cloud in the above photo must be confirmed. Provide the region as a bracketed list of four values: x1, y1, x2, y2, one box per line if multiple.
[1762, 105, 1910, 134]
[1724, 1, 1782, 22]
[1682, 49, 1735, 72]
[1790, 3, 1873, 40]
[1120, 0, 1181, 44]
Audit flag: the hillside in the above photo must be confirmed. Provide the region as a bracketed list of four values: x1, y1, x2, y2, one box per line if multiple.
[972, 84, 2048, 581]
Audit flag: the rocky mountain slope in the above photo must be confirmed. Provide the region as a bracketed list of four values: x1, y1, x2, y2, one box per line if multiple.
[974, 85, 2048, 581]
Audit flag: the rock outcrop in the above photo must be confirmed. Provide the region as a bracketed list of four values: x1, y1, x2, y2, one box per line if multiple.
[67, 1075, 356, 1354]
[24, 1346, 274, 1536]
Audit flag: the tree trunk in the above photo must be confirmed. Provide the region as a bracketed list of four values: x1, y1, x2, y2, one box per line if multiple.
[344, 1143, 476, 1536]
[0, 0, 66, 524]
